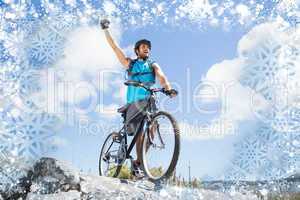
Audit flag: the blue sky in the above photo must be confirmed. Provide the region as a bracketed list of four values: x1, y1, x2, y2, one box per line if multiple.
[122, 25, 247, 177]
[48, 24, 247, 179]
[47, 20, 264, 179]
[42, 1, 299, 180]
[1, 0, 299, 181]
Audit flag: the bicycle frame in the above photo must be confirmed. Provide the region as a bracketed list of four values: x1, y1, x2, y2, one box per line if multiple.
[113, 80, 168, 162]
[100, 81, 179, 181]
[119, 96, 154, 160]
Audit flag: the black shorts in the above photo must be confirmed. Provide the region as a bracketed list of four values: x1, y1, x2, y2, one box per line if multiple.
[125, 99, 148, 136]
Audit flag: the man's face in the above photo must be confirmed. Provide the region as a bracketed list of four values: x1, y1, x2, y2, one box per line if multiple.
[136, 43, 150, 58]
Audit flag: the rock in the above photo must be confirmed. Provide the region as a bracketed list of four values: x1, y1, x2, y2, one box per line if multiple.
[26, 190, 81, 200]
[29, 157, 80, 194]
[157, 186, 259, 200]
[79, 174, 160, 200]
[0, 173, 31, 200]
[1, 157, 261, 199]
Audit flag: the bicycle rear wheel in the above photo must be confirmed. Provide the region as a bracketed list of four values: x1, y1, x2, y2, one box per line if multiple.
[140, 111, 180, 182]
[99, 132, 124, 177]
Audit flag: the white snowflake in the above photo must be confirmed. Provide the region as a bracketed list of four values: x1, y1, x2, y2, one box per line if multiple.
[1, 111, 60, 161]
[240, 38, 296, 91]
[253, 80, 300, 132]
[1, 0, 299, 190]
[239, 26, 299, 107]
[2, 29, 25, 58]
[27, 26, 65, 69]
[15, 17, 41, 37]
[0, 62, 20, 99]
[229, 125, 298, 180]
[224, 161, 248, 181]
[267, 105, 300, 133]
[0, 41, 12, 62]
[262, 143, 296, 179]
[45, 12, 78, 35]
[15, 69, 44, 111]
[19, 70, 42, 96]
[233, 134, 267, 177]
[0, 149, 29, 195]
[283, 132, 300, 161]
[255, 124, 281, 142]
[280, 40, 299, 70]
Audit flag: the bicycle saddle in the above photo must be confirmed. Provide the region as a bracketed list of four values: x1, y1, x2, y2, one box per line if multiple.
[117, 105, 128, 113]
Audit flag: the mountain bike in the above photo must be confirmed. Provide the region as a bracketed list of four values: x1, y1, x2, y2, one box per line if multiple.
[98, 81, 180, 183]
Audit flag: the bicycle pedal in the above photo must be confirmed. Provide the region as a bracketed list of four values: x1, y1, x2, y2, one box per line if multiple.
[132, 166, 145, 177]
[131, 172, 145, 179]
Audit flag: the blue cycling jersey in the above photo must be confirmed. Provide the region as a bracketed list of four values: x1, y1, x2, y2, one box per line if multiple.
[126, 58, 156, 104]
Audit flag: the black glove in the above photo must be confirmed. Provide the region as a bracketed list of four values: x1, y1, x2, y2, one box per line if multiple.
[100, 19, 110, 29]
[163, 89, 178, 97]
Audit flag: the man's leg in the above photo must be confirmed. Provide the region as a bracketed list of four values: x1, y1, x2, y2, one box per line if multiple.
[135, 130, 143, 164]
[135, 121, 157, 163]
[131, 130, 143, 177]
[132, 121, 158, 177]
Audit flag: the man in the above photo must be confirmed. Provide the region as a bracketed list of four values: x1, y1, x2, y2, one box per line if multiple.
[100, 19, 177, 177]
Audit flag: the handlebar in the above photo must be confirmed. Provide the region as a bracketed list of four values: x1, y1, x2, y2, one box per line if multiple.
[124, 81, 177, 96]
[124, 81, 146, 88]
[124, 81, 161, 92]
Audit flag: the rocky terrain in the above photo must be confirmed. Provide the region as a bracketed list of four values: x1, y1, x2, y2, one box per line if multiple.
[202, 173, 300, 199]
[0, 157, 260, 199]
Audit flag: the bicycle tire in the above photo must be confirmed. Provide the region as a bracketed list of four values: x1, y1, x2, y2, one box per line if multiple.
[139, 111, 180, 183]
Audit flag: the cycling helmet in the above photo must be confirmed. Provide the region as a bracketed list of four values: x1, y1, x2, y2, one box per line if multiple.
[134, 39, 151, 55]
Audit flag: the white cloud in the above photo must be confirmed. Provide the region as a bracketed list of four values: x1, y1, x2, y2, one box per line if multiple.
[202, 58, 269, 121]
[31, 24, 125, 118]
[179, 117, 236, 140]
[182, 23, 298, 140]
[123, 44, 135, 58]
[237, 22, 286, 57]
[206, 58, 242, 83]
[110, 77, 127, 103]
[197, 21, 300, 135]
[58, 25, 121, 82]
[96, 103, 119, 119]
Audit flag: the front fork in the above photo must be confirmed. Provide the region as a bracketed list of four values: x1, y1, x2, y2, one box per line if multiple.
[146, 114, 165, 149]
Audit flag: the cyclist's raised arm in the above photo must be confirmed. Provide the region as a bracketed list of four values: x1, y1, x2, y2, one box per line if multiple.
[152, 63, 172, 90]
[100, 19, 130, 69]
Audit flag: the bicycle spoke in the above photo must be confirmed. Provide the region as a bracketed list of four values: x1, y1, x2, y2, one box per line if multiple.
[156, 124, 166, 146]
[104, 141, 115, 155]
[142, 113, 178, 181]
[99, 133, 125, 178]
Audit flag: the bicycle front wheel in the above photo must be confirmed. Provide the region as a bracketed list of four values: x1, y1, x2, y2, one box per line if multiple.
[140, 111, 180, 182]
